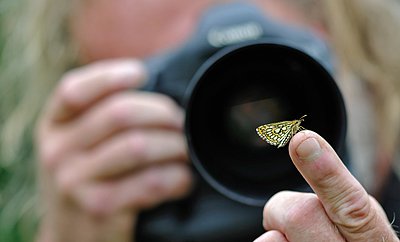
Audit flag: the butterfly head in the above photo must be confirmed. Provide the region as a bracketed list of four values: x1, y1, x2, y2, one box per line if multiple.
[299, 114, 307, 122]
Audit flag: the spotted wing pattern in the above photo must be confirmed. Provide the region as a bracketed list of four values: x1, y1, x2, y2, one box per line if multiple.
[256, 115, 307, 148]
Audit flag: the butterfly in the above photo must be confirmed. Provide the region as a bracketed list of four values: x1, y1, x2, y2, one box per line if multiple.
[256, 115, 307, 148]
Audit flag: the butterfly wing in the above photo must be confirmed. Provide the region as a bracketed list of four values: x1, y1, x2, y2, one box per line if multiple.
[277, 124, 294, 148]
[256, 115, 307, 148]
[256, 121, 293, 147]
[256, 124, 279, 146]
[277, 119, 306, 148]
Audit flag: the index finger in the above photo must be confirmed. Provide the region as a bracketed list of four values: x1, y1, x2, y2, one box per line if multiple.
[47, 59, 147, 121]
[288, 130, 398, 241]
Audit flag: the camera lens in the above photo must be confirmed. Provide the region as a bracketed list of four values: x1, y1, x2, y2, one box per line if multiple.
[184, 40, 346, 206]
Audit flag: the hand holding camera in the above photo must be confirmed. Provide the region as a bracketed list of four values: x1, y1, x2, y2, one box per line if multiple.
[35, 59, 192, 241]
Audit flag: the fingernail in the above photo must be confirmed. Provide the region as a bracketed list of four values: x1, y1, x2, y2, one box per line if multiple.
[296, 137, 323, 163]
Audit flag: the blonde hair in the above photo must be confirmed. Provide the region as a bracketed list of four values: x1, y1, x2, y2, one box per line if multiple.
[285, 0, 400, 189]
[0, 0, 79, 165]
[0, 0, 78, 241]
[1, 0, 400, 241]
[323, 0, 400, 158]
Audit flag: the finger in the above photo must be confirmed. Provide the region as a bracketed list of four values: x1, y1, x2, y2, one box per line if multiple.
[38, 92, 184, 171]
[73, 163, 192, 217]
[263, 191, 345, 241]
[288, 130, 398, 241]
[67, 91, 184, 148]
[253, 230, 288, 242]
[47, 59, 147, 121]
[57, 129, 189, 184]
[88, 130, 189, 178]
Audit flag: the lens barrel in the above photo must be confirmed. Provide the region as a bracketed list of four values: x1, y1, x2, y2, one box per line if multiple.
[184, 39, 346, 206]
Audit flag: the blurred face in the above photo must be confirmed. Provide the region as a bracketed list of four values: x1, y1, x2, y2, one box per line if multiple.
[71, 0, 320, 63]
[70, 0, 220, 63]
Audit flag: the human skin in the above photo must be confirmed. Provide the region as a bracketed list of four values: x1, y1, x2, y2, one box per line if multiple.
[35, 0, 399, 241]
[255, 131, 398, 242]
[35, 59, 193, 242]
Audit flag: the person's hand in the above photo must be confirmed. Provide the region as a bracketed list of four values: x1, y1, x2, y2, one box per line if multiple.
[35, 59, 192, 242]
[255, 130, 399, 242]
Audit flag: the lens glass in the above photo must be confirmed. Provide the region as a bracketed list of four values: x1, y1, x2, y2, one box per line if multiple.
[185, 42, 346, 206]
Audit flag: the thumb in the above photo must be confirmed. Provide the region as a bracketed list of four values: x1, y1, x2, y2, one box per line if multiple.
[288, 130, 398, 242]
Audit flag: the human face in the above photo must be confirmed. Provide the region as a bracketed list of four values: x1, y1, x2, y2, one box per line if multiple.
[70, 0, 221, 63]
[70, 0, 321, 64]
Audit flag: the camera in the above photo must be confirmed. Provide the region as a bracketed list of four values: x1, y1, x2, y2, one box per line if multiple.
[144, 2, 347, 206]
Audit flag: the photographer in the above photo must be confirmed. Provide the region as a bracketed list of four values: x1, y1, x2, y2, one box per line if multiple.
[0, 0, 400, 241]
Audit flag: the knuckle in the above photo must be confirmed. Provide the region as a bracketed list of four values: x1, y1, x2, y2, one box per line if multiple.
[81, 187, 114, 218]
[37, 139, 66, 172]
[55, 167, 79, 195]
[128, 131, 148, 161]
[334, 192, 376, 232]
[144, 168, 165, 193]
[285, 194, 323, 229]
[107, 96, 134, 127]
[263, 190, 294, 214]
[131, 169, 167, 209]
[151, 165, 192, 199]
[131, 165, 192, 209]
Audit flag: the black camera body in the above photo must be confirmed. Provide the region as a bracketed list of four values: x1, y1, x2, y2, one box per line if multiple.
[144, 2, 347, 206]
